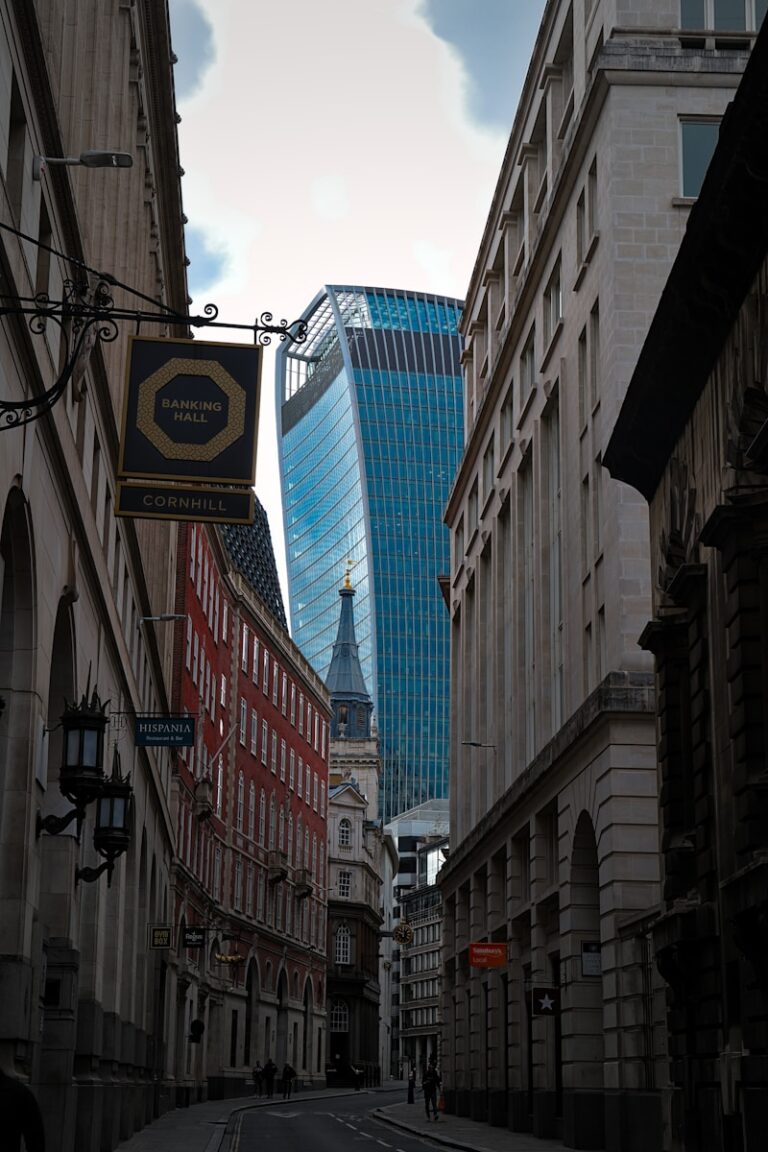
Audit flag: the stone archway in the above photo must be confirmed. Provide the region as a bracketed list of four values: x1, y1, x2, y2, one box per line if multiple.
[563, 811, 605, 1147]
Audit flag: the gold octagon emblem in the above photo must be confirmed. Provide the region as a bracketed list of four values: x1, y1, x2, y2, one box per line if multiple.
[136, 357, 246, 461]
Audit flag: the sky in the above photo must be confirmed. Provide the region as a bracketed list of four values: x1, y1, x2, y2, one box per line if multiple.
[168, 0, 546, 610]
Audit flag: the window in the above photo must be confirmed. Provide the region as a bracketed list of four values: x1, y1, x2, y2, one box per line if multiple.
[185, 617, 192, 669]
[279, 808, 285, 852]
[234, 858, 242, 910]
[578, 326, 588, 428]
[252, 636, 260, 683]
[681, 119, 720, 198]
[261, 719, 268, 764]
[241, 624, 249, 672]
[272, 661, 279, 705]
[214, 846, 222, 902]
[289, 749, 296, 790]
[468, 480, 478, 538]
[215, 756, 224, 817]
[587, 158, 598, 238]
[251, 709, 258, 755]
[222, 601, 228, 643]
[281, 673, 288, 715]
[313, 772, 318, 811]
[259, 790, 266, 846]
[248, 782, 256, 840]
[246, 863, 254, 916]
[320, 781, 326, 819]
[290, 684, 296, 725]
[543, 258, 562, 348]
[298, 693, 305, 735]
[297, 815, 303, 866]
[576, 189, 586, 266]
[338, 818, 352, 847]
[681, 0, 766, 31]
[500, 383, 514, 453]
[257, 869, 265, 920]
[330, 1000, 349, 1031]
[271, 730, 277, 774]
[190, 526, 196, 580]
[192, 634, 199, 684]
[239, 698, 247, 745]
[297, 757, 303, 798]
[482, 435, 495, 503]
[520, 326, 536, 405]
[335, 926, 351, 966]
[305, 764, 311, 801]
[312, 833, 317, 879]
[454, 517, 465, 571]
[269, 793, 276, 850]
[280, 739, 287, 782]
[338, 870, 351, 898]
[236, 772, 244, 831]
[589, 299, 600, 409]
[288, 814, 294, 864]
[220, 674, 226, 707]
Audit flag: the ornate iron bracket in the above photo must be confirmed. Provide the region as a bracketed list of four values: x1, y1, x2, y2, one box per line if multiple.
[36, 804, 85, 840]
[0, 278, 308, 430]
[75, 859, 113, 886]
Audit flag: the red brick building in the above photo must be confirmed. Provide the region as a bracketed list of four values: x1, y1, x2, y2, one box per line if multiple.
[168, 503, 329, 1100]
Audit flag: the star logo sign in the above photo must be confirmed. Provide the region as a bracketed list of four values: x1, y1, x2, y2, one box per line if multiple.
[538, 993, 555, 1012]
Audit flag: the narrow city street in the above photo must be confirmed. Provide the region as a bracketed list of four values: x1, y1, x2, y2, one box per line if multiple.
[232, 1089, 436, 1152]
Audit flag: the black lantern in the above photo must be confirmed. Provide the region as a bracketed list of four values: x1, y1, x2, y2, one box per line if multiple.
[36, 678, 110, 840]
[76, 747, 133, 887]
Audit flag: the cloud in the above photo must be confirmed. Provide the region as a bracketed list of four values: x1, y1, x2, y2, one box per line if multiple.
[169, 0, 216, 101]
[185, 225, 228, 300]
[418, 0, 546, 132]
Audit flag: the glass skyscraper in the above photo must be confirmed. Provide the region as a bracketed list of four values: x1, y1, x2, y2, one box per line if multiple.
[276, 286, 463, 820]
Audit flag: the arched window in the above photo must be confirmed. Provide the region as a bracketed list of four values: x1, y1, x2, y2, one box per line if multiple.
[248, 781, 256, 840]
[288, 814, 294, 864]
[338, 817, 351, 847]
[329, 999, 349, 1032]
[269, 792, 276, 850]
[279, 807, 285, 852]
[335, 924, 351, 965]
[259, 789, 266, 846]
[236, 772, 244, 832]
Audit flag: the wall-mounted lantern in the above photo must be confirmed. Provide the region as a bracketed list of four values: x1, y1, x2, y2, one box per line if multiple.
[76, 747, 133, 887]
[37, 681, 110, 840]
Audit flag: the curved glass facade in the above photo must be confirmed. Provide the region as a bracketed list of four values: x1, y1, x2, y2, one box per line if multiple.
[277, 286, 463, 820]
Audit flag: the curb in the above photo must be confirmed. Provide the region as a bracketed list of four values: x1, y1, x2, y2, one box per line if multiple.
[214, 1090, 378, 1152]
[371, 1107, 501, 1152]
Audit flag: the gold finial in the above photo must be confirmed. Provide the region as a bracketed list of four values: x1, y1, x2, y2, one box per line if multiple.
[344, 558, 354, 589]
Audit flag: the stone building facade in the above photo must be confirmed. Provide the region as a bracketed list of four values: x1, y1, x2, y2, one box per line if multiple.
[605, 21, 768, 1152]
[170, 515, 330, 1099]
[0, 2, 187, 1149]
[440, 2, 759, 1149]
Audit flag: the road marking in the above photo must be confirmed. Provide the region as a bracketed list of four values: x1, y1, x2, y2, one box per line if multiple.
[376, 1142, 391, 1148]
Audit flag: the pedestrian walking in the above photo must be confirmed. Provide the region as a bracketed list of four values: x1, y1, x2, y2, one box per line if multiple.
[407, 1062, 416, 1104]
[263, 1058, 277, 1098]
[281, 1062, 296, 1099]
[0, 1067, 45, 1152]
[252, 1061, 263, 1096]
[421, 1061, 441, 1121]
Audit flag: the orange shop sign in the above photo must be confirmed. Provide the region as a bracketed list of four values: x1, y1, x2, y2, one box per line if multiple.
[469, 942, 508, 968]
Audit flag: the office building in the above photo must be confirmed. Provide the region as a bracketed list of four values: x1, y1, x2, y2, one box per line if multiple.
[170, 510, 330, 1100]
[440, 1, 757, 1148]
[276, 286, 463, 820]
[605, 20, 768, 1148]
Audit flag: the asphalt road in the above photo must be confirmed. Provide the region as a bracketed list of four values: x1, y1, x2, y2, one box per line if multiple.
[228, 1088, 443, 1152]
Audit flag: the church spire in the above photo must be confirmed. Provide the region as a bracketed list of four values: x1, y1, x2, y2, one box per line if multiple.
[326, 564, 373, 738]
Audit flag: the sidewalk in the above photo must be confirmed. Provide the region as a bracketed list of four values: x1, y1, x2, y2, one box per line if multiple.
[115, 1086, 565, 1152]
[373, 1101, 563, 1152]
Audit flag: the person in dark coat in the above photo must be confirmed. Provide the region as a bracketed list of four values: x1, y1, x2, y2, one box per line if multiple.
[0, 1068, 45, 1151]
[422, 1062, 441, 1121]
[281, 1061, 296, 1099]
[263, 1058, 277, 1097]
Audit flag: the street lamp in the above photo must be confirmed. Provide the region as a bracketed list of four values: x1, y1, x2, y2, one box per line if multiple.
[37, 680, 110, 840]
[76, 747, 133, 887]
[33, 149, 133, 180]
